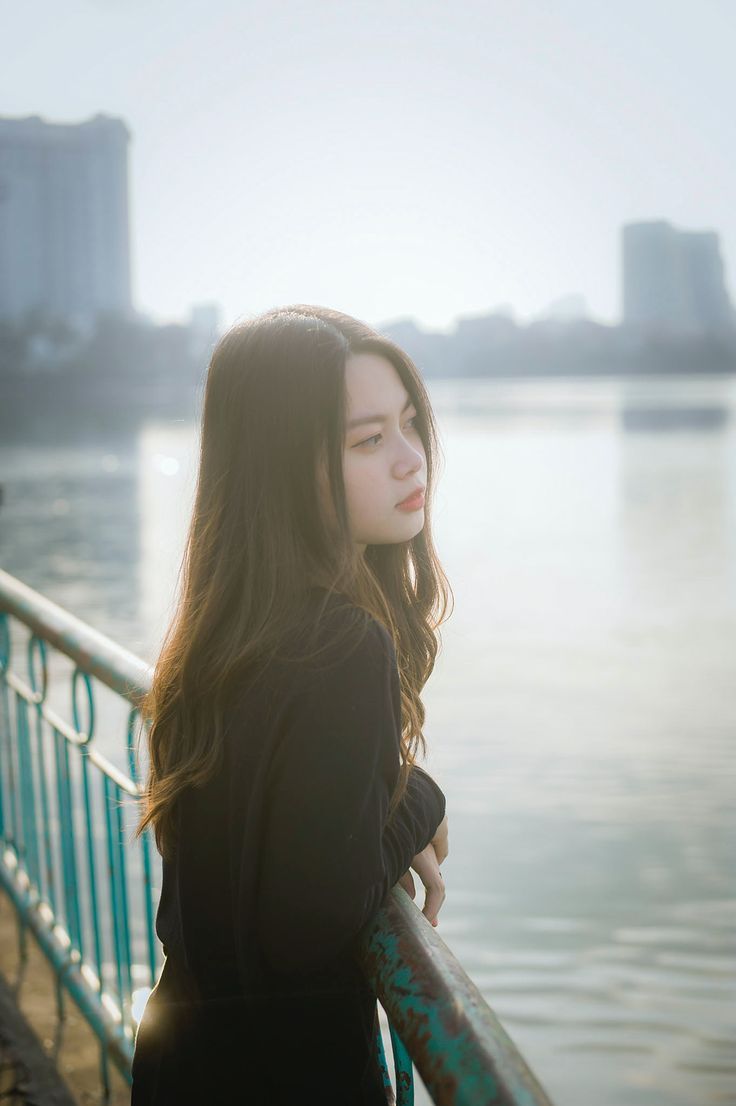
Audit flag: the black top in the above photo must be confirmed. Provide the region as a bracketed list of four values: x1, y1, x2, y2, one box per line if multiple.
[131, 591, 446, 1105]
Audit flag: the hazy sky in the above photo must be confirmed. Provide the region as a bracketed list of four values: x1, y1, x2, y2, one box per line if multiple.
[2, 0, 733, 332]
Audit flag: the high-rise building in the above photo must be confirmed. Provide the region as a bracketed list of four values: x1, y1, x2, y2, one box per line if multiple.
[0, 112, 133, 326]
[622, 220, 734, 333]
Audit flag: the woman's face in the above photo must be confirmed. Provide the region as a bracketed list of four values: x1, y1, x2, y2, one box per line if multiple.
[339, 351, 427, 552]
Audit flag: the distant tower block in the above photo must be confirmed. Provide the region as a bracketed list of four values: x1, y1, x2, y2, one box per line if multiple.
[0, 113, 133, 327]
[622, 220, 735, 334]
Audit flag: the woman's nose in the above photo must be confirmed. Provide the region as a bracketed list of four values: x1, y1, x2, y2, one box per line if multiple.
[397, 449, 423, 477]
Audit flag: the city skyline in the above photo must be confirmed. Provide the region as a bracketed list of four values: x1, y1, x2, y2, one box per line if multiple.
[2, 110, 731, 339]
[2, 1, 733, 333]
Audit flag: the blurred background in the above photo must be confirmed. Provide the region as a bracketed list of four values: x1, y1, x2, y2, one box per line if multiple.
[0, 2, 735, 1104]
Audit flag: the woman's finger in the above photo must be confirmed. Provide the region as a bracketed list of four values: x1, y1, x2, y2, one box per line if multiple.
[410, 845, 446, 926]
[397, 870, 416, 899]
[422, 880, 446, 926]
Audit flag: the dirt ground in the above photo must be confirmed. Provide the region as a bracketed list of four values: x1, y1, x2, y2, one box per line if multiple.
[0, 890, 132, 1105]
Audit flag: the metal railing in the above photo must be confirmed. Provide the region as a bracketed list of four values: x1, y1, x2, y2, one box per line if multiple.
[0, 568, 555, 1105]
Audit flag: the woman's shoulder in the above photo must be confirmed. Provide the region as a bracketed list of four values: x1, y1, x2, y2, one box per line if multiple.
[227, 591, 396, 720]
[294, 588, 396, 673]
[275, 594, 400, 738]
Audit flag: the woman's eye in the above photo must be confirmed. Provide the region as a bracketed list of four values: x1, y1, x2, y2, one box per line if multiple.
[355, 416, 418, 449]
[356, 415, 418, 449]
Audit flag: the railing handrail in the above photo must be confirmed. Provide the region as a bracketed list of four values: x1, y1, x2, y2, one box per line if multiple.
[0, 568, 150, 703]
[0, 568, 555, 1105]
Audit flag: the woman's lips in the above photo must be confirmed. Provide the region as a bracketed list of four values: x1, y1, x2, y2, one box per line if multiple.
[396, 490, 425, 511]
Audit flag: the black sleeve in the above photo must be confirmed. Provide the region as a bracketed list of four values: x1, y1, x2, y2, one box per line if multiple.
[255, 616, 446, 976]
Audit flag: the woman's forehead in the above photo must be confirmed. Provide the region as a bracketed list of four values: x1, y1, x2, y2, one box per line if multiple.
[344, 352, 408, 413]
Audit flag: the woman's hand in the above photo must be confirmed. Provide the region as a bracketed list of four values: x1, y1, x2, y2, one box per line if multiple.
[397, 815, 449, 927]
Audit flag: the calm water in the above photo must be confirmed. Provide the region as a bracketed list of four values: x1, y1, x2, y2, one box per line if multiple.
[1, 374, 735, 1106]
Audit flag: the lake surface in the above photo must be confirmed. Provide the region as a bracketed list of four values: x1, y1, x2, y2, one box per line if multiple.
[1, 373, 735, 1106]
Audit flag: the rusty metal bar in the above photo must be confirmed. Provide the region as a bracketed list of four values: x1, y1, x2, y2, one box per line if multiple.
[356, 877, 556, 1105]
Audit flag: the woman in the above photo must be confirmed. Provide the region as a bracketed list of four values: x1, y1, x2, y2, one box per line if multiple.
[130, 304, 453, 1104]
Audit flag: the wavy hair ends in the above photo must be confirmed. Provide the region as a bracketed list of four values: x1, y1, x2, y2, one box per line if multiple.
[133, 303, 453, 861]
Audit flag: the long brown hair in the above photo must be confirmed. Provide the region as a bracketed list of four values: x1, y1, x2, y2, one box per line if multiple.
[133, 304, 453, 860]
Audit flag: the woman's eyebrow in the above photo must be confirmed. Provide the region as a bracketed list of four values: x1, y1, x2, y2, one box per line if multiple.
[347, 395, 414, 429]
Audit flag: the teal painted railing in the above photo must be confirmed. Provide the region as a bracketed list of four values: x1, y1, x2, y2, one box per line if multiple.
[0, 568, 555, 1105]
